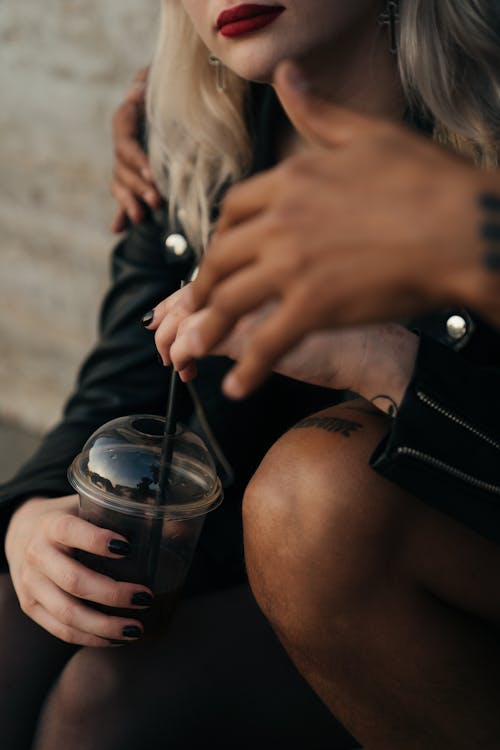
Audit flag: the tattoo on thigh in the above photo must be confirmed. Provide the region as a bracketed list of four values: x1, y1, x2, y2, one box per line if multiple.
[292, 416, 363, 438]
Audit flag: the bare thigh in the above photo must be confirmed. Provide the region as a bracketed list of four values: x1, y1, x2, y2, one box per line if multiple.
[243, 399, 500, 748]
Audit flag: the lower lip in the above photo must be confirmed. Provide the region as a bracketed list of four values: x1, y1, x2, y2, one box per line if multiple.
[219, 10, 284, 38]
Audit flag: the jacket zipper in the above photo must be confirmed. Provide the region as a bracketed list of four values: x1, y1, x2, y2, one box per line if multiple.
[416, 390, 500, 452]
[396, 447, 500, 495]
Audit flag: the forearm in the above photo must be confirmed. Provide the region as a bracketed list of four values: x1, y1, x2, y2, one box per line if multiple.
[0, 216, 194, 564]
[353, 324, 419, 417]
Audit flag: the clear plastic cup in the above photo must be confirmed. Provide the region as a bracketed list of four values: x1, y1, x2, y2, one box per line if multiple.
[68, 415, 222, 634]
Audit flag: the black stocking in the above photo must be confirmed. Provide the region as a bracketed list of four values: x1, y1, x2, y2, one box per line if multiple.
[33, 584, 359, 750]
[0, 572, 78, 750]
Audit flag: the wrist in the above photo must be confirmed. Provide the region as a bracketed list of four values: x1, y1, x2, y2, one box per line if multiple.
[356, 325, 419, 416]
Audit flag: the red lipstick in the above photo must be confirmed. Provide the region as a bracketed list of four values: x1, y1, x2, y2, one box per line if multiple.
[217, 4, 285, 38]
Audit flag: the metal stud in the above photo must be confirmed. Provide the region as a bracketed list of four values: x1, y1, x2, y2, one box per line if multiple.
[165, 233, 188, 257]
[446, 314, 467, 341]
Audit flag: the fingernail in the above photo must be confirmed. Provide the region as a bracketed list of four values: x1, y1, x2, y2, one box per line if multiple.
[122, 625, 143, 639]
[142, 310, 154, 327]
[142, 167, 154, 182]
[156, 352, 167, 367]
[108, 539, 131, 556]
[131, 592, 154, 607]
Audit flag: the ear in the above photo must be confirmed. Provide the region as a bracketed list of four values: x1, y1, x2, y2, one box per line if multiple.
[273, 60, 372, 149]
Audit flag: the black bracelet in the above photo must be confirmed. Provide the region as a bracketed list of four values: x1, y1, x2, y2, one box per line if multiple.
[479, 193, 500, 271]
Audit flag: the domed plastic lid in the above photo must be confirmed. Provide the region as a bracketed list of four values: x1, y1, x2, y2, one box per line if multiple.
[68, 415, 223, 519]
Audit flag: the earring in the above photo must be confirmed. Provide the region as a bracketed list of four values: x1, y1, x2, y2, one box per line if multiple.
[378, 0, 400, 55]
[208, 53, 227, 93]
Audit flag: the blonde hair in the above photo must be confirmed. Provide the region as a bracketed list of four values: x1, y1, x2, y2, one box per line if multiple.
[147, 0, 500, 255]
[146, 1, 252, 254]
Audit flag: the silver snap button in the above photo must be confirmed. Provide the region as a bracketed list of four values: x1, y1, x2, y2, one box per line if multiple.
[165, 233, 188, 257]
[446, 314, 467, 340]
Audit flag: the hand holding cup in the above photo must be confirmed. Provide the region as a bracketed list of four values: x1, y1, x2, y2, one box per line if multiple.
[5, 495, 153, 646]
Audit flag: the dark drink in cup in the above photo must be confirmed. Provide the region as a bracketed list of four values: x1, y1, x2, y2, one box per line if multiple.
[68, 415, 222, 635]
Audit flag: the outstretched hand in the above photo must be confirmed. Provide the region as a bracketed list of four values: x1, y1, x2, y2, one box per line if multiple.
[183, 60, 489, 399]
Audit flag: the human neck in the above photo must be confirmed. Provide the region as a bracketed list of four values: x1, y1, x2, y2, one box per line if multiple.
[274, 15, 405, 159]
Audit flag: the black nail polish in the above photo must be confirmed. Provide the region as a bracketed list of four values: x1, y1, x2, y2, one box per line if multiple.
[108, 539, 131, 556]
[122, 625, 143, 639]
[131, 592, 154, 607]
[142, 310, 154, 327]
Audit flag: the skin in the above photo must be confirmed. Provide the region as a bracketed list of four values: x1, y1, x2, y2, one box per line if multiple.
[157, 60, 500, 400]
[242, 400, 500, 748]
[147, 289, 418, 414]
[144, 2, 500, 747]
[5, 496, 154, 646]
[182, 0, 404, 117]
[110, 66, 162, 233]
[5, 0, 412, 652]
[6, 1, 500, 747]
[149, 0, 419, 408]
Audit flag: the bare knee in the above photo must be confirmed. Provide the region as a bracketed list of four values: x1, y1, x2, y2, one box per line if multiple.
[243, 401, 415, 640]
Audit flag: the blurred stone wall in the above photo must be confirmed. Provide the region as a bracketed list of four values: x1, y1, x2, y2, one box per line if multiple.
[0, 1, 159, 433]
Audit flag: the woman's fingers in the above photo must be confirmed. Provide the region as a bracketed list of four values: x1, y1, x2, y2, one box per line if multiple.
[28, 602, 117, 648]
[30, 573, 144, 643]
[38, 546, 153, 610]
[46, 512, 130, 558]
[178, 362, 198, 383]
[169, 309, 224, 371]
[154, 308, 194, 365]
[144, 286, 197, 365]
[145, 286, 196, 332]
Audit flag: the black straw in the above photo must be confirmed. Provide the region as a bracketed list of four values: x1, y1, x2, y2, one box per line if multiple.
[158, 366, 179, 501]
[158, 279, 186, 499]
[148, 282, 186, 586]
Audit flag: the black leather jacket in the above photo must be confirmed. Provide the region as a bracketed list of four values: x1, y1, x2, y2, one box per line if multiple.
[2, 86, 500, 575]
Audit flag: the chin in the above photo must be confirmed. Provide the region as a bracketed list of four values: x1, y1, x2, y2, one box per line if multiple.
[223, 47, 289, 85]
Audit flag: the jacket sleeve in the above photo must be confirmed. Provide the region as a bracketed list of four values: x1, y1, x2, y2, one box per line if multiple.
[0, 214, 194, 564]
[370, 332, 500, 544]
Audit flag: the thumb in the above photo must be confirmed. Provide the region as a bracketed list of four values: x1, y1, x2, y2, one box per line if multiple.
[273, 60, 371, 148]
